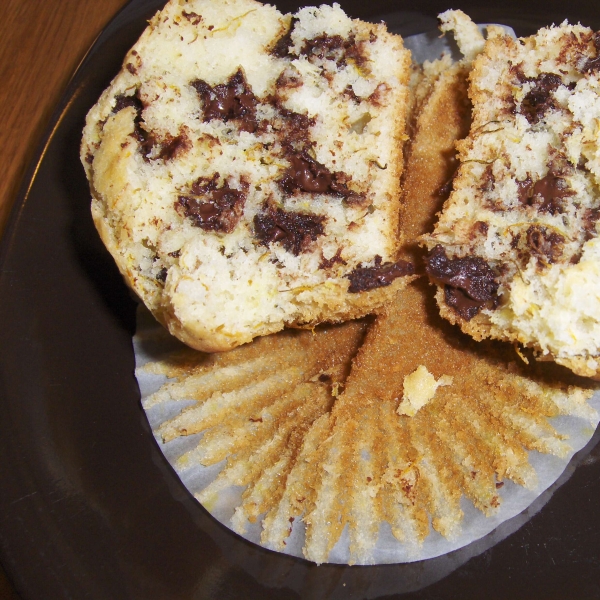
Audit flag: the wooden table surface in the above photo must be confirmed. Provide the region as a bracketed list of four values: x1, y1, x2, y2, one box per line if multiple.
[0, 1, 130, 596]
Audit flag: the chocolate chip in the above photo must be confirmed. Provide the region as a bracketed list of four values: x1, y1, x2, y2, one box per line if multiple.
[156, 267, 168, 283]
[583, 206, 600, 241]
[530, 173, 572, 214]
[517, 172, 573, 215]
[300, 33, 367, 68]
[176, 174, 246, 233]
[112, 89, 162, 161]
[274, 108, 315, 139]
[275, 69, 303, 90]
[525, 225, 564, 264]
[181, 10, 202, 25]
[112, 91, 143, 114]
[192, 69, 258, 133]
[519, 73, 562, 124]
[425, 245, 499, 320]
[279, 151, 334, 194]
[253, 206, 325, 255]
[515, 177, 533, 204]
[346, 256, 414, 293]
[271, 18, 298, 58]
[279, 150, 361, 201]
[301, 34, 344, 60]
[155, 131, 191, 161]
[444, 286, 486, 321]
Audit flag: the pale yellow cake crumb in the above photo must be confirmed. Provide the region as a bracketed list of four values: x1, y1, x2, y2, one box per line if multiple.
[398, 365, 453, 417]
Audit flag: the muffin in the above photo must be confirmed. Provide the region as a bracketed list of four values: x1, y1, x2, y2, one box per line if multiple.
[81, 0, 414, 352]
[422, 20, 600, 377]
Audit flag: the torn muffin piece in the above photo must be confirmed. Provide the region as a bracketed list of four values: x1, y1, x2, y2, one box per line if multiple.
[81, 0, 414, 352]
[421, 17, 600, 377]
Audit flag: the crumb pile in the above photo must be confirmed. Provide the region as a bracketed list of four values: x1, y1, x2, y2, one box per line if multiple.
[422, 20, 600, 377]
[81, 0, 414, 352]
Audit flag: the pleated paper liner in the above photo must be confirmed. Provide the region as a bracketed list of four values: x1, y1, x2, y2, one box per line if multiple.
[135, 25, 600, 564]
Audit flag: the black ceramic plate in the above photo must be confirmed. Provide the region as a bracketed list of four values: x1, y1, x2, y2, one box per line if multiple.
[2, 1, 600, 598]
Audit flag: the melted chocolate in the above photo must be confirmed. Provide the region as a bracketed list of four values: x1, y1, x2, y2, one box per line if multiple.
[113, 92, 143, 114]
[346, 256, 414, 293]
[301, 34, 345, 59]
[300, 33, 366, 68]
[531, 173, 572, 214]
[279, 150, 361, 201]
[582, 31, 600, 73]
[319, 248, 347, 269]
[112, 90, 187, 161]
[525, 225, 564, 264]
[176, 174, 246, 233]
[519, 73, 562, 124]
[271, 18, 298, 58]
[277, 108, 314, 138]
[517, 173, 573, 214]
[112, 90, 150, 155]
[516, 177, 533, 204]
[280, 151, 334, 194]
[253, 207, 325, 255]
[425, 245, 499, 320]
[192, 69, 258, 133]
[153, 132, 190, 161]
[444, 286, 485, 321]
[583, 206, 600, 240]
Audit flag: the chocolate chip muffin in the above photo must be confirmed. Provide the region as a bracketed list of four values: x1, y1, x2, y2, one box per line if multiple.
[421, 21, 600, 377]
[81, 0, 413, 352]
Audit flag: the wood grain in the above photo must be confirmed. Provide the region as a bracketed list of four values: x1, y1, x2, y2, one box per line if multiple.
[0, 1, 129, 595]
[0, 0, 128, 237]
